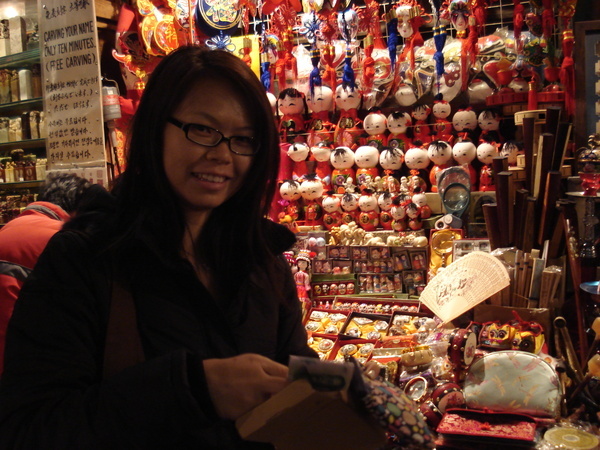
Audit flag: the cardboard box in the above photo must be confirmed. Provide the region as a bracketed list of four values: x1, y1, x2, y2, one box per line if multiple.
[236, 379, 387, 450]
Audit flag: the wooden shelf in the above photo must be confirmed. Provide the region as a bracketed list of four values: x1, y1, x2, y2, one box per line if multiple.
[0, 98, 44, 115]
[0, 139, 46, 153]
[0, 180, 43, 190]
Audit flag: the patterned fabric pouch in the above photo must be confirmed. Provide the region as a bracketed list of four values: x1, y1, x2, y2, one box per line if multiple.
[462, 350, 562, 418]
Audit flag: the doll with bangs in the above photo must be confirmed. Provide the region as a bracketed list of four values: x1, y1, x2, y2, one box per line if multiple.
[362, 108, 388, 150]
[411, 104, 432, 146]
[386, 111, 413, 152]
[278, 87, 308, 144]
[306, 85, 335, 147]
[333, 84, 363, 149]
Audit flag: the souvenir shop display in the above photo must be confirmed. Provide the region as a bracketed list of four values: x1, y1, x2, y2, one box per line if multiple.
[103, 0, 600, 446]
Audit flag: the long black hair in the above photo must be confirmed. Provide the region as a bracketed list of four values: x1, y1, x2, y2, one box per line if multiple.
[111, 45, 281, 297]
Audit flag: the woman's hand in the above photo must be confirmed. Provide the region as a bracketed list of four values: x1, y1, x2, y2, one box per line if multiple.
[203, 354, 289, 420]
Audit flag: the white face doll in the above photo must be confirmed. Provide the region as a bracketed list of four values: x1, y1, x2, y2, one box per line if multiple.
[354, 145, 380, 171]
[341, 192, 359, 212]
[287, 142, 310, 162]
[378, 192, 394, 211]
[390, 201, 406, 220]
[452, 141, 478, 184]
[358, 191, 379, 213]
[449, 0, 470, 36]
[300, 177, 324, 202]
[452, 141, 477, 165]
[279, 180, 301, 202]
[427, 140, 453, 166]
[335, 85, 362, 112]
[322, 194, 341, 213]
[432, 101, 451, 121]
[387, 112, 411, 135]
[478, 110, 500, 133]
[452, 109, 478, 132]
[404, 147, 431, 171]
[311, 143, 331, 163]
[380, 147, 405, 171]
[363, 110, 387, 137]
[477, 142, 498, 166]
[278, 88, 306, 117]
[501, 141, 520, 166]
[412, 192, 428, 208]
[307, 85, 334, 114]
[330, 146, 355, 170]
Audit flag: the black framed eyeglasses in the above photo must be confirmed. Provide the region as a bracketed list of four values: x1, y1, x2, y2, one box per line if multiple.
[167, 117, 259, 156]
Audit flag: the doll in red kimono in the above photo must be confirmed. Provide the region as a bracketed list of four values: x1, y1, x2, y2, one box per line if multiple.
[378, 192, 394, 230]
[478, 108, 503, 145]
[278, 179, 303, 222]
[330, 146, 356, 194]
[278, 87, 308, 143]
[411, 104, 432, 146]
[452, 140, 478, 186]
[300, 174, 324, 227]
[432, 99, 454, 144]
[341, 192, 360, 225]
[362, 108, 388, 150]
[310, 142, 333, 189]
[476, 142, 498, 191]
[306, 85, 335, 147]
[379, 147, 404, 194]
[386, 111, 413, 152]
[322, 191, 343, 230]
[287, 142, 310, 181]
[358, 189, 380, 231]
[427, 140, 454, 192]
[333, 85, 363, 149]
[354, 145, 381, 190]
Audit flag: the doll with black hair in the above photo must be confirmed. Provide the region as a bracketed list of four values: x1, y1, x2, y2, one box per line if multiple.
[278, 87, 308, 143]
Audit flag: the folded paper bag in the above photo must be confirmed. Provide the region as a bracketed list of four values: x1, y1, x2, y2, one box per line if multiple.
[235, 378, 387, 450]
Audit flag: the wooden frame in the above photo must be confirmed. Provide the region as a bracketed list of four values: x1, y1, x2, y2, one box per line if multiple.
[574, 20, 600, 149]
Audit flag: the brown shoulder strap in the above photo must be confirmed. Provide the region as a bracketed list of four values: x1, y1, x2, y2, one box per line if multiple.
[103, 282, 146, 378]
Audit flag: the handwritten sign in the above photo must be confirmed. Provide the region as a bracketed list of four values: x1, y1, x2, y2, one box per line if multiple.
[39, 0, 106, 181]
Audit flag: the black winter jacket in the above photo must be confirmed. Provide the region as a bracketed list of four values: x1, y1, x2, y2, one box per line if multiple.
[0, 218, 315, 449]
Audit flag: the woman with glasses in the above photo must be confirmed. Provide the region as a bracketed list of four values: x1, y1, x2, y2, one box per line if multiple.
[0, 46, 316, 448]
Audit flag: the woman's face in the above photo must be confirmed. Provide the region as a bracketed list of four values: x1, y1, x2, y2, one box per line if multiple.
[163, 78, 253, 224]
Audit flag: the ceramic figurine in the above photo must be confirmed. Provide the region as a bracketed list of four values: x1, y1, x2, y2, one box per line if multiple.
[477, 142, 498, 191]
[362, 108, 388, 150]
[278, 87, 308, 143]
[306, 85, 335, 147]
[386, 111, 413, 151]
[354, 145, 381, 190]
[341, 191, 360, 224]
[478, 108, 503, 144]
[379, 146, 405, 193]
[452, 140, 478, 186]
[310, 142, 333, 189]
[300, 174, 325, 227]
[322, 191, 344, 230]
[333, 85, 363, 149]
[378, 191, 394, 229]
[357, 189, 380, 231]
[287, 142, 310, 181]
[432, 99, 454, 143]
[452, 107, 478, 143]
[404, 146, 431, 192]
[427, 140, 454, 192]
[330, 146, 356, 194]
[411, 104, 432, 145]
